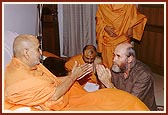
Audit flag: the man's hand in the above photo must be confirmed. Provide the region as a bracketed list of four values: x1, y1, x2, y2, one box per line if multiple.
[104, 25, 117, 37]
[96, 64, 114, 88]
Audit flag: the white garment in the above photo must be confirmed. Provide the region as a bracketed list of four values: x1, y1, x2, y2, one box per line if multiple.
[4, 30, 19, 68]
[3, 107, 31, 113]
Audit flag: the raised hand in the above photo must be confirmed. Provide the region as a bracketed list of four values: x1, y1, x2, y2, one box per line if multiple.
[96, 64, 114, 88]
[71, 61, 93, 80]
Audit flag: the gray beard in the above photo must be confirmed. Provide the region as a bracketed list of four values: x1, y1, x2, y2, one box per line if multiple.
[112, 62, 129, 73]
[112, 64, 121, 73]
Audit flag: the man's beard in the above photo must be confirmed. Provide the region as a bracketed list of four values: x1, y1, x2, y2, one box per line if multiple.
[112, 62, 128, 73]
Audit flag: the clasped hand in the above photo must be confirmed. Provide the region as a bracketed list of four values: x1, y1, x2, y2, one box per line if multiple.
[96, 64, 113, 88]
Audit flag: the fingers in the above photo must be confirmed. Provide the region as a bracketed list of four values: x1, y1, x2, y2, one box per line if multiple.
[79, 63, 92, 78]
[80, 63, 93, 71]
[96, 64, 111, 80]
[96, 64, 105, 79]
[72, 61, 78, 72]
[96, 64, 106, 74]
[72, 63, 93, 80]
[106, 68, 111, 76]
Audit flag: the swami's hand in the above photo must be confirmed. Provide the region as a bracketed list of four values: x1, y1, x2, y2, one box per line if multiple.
[125, 27, 133, 38]
[71, 61, 93, 80]
[96, 64, 114, 88]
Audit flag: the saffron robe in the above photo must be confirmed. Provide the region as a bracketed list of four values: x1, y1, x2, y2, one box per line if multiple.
[4, 58, 149, 111]
[96, 4, 147, 68]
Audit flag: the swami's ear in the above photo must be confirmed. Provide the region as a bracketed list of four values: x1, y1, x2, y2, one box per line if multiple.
[23, 48, 29, 59]
[128, 55, 133, 63]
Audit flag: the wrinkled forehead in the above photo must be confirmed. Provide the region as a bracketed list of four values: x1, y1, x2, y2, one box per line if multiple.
[114, 43, 131, 55]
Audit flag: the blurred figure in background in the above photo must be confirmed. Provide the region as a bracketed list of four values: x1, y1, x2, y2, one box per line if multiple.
[96, 4, 147, 68]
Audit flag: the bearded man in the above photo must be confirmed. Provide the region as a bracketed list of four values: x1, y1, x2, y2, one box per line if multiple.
[96, 42, 157, 111]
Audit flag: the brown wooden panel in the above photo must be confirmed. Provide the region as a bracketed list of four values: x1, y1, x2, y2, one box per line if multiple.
[42, 20, 60, 56]
[42, 4, 60, 56]
[139, 4, 164, 26]
[134, 4, 164, 75]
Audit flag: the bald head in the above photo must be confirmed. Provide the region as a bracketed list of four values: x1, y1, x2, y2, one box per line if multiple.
[13, 34, 39, 58]
[115, 42, 133, 52]
[83, 45, 97, 53]
[82, 45, 97, 63]
[114, 42, 135, 57]
[12, 34, 41, 67]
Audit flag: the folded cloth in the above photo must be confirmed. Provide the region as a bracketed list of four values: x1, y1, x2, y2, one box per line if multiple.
[84, 82, 100, 92]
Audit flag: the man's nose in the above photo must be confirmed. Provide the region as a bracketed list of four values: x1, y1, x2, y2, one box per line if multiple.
[113, 56, 117, 62]
[39, 49, 42, 55]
